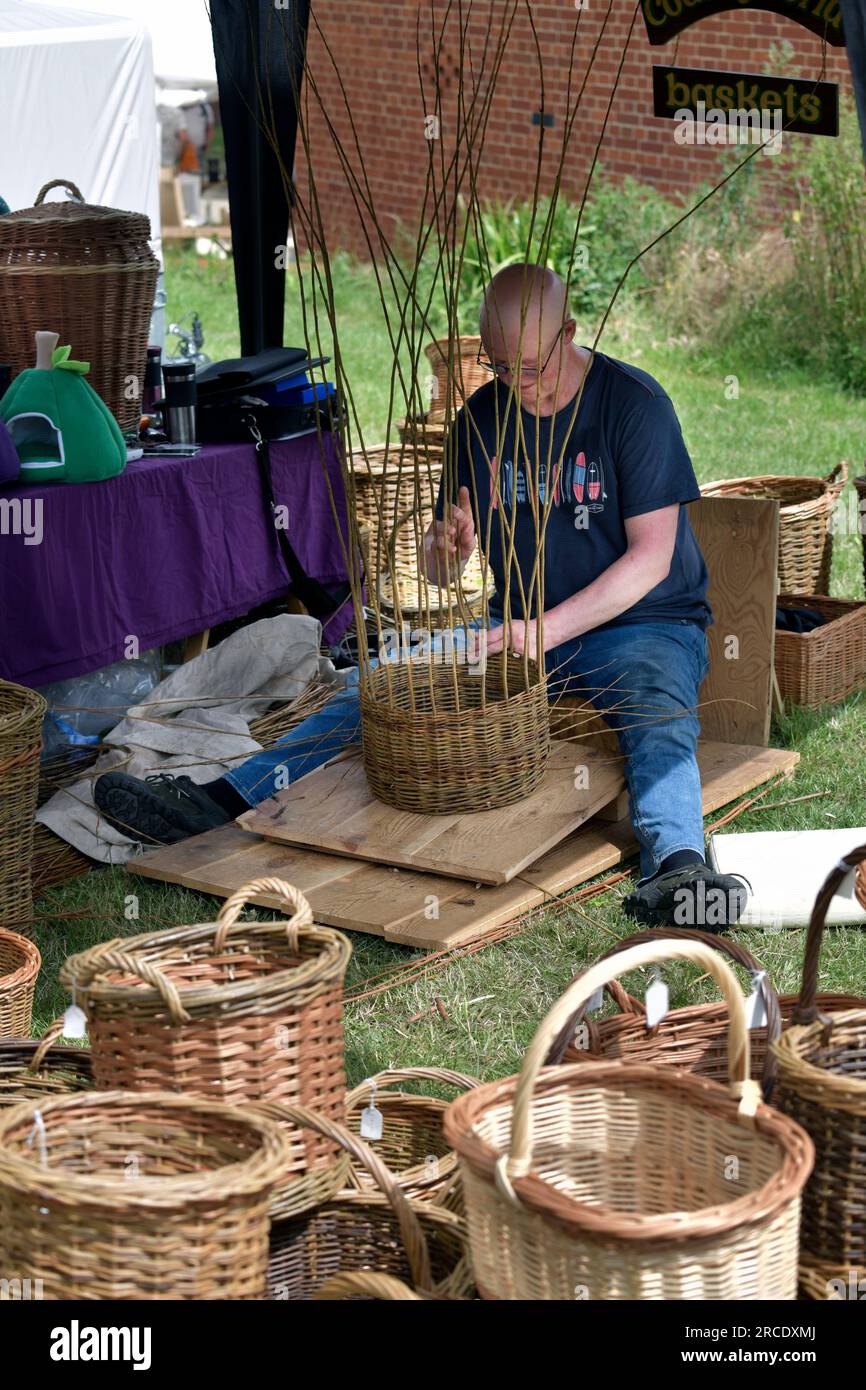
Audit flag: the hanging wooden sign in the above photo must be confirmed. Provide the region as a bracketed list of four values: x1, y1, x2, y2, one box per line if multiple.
[653, 66, 840, 136]
[641, 0, 845, 49]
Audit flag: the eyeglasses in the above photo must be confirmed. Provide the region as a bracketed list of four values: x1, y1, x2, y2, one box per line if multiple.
[476, 324, 566, 380]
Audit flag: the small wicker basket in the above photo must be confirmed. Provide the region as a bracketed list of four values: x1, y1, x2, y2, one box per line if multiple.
[0, 1022, 91, 1109]
[775, 594, 866, 708]
[259, 1103, 474, 1300]
[343, 1067, 479, 1206]
[0, 1090, 287, 1300]
[771, 842, 866, 1295]
[0, 180, 159, 431]
[445, 938, 814, 1300]
[360, 653, 550, 814]
[0, 679, 47, 928]
[0, 930, 40, 1041]
[424, 335, 489, 419]
[60, 877, 352, 1220]
[701, 463, 846, 594]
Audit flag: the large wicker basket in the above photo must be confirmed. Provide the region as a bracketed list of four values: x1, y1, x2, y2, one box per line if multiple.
[348, 442, 442, 579]
[701, 463, 846, 594]
[343, 1067, 479, 1206]
[775, 594, 866, 708]
[0, 930, 40, 1041]
[445, 938, 814, 1300]
[771, 842, 866, 1296]
[360, 652, 550, 814]
[0, 679, 46, 928]
[0, 179, 158, 431]
[424, 335, 489, 419]
[261, 1103, 473, 1300]
[0, 1090, 286, 1300]
[0, 1023, 91, 1109]
[60, 877, 352, 1220]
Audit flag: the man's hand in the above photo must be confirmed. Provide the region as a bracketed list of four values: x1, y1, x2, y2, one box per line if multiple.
[485, 618, 561, 659]
[423, 486, 476, 584]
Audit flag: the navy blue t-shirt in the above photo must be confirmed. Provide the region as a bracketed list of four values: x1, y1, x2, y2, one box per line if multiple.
[435, 350, 711, 630]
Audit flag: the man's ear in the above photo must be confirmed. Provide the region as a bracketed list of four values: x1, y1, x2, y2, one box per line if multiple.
[563, 318, 577, 344]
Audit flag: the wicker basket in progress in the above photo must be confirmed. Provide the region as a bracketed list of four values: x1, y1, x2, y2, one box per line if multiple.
[772, 842, 866, 1292]
[0, 679, 46, 927]
[0, 1090, 287, 1299]
[344, 1067, 479, 1206]
[0, 1023, 91, 1109]
[0, 180, 159, 432]
[424, 335, 489, 419]
[775, 594, 866, 708]
[360, 653, 550, 814]
[701, 463, 846, 594]
[0, 931, 40, 1041]
[260, 1103, 474, 1300]
[60, 877, 352, 1220]
[445, 938, 814, 1300]
[547, 929, 783, 1100]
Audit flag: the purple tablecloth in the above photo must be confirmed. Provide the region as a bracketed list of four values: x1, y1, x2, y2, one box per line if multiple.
[0, 432, 356, 688]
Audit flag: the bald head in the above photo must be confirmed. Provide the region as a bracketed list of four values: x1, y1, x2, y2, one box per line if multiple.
[479, 263, 570, 370]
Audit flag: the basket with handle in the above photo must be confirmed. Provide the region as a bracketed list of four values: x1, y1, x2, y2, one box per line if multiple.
[0, 1018, 91, 1108]
[546, 929, 783, 1100]
[0, 180, 159, 432]
[0, 679, 47, 929]
[258, 1103, 474, 1301]
[771, 841, 866, 1297]
[59, 877, 353, 1220]
[0, 930, 40, 1041]
[444, 938, 814, 1300]
[700, 463, 847, 594]
[313, 1271, 425, 1300]
[0, 1089, 287, 1299]
[343, 1066, 480, 1206]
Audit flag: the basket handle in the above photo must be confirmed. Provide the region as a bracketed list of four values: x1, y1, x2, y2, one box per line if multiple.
[214, 877, 313, 953]
[267, 1102, 433, 1292]
[826, 460, 848, 492]
[313, 1271, 423, 1301]
[545, 928, 782, 1098]
[497, 938, 758, 1202]
[29, 1018, 67, 1073]
[793, 841, 866, 1024]
[345, 1066, 480, 1109]
[35, 179, 85, 205]
[84, 946, 191, 1025]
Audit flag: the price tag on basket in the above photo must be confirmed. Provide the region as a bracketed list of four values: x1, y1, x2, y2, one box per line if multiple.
[359, 1081, 383, 1141]
[745, 970, 768, 1030]
[62, 987, 87, 1039]
[644, 968, 669, 1029]
[585, 987, 604, 1013]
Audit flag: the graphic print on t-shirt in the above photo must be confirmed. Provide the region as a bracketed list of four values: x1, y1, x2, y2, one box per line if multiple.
[500, 450, 606, 517]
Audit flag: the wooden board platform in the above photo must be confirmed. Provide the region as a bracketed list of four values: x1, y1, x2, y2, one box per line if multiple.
[237, 741, 625, 886]
[130, 742, 799, 950]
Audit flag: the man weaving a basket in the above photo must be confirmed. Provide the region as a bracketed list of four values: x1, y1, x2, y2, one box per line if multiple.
[96, 263, 747, 930]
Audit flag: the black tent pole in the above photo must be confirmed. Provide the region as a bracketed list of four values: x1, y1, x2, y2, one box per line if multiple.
[209, 0, 310, 356]
[841, 0, 866, 165]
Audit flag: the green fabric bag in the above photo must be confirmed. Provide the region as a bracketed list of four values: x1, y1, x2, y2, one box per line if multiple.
[0, 332, 126, 483]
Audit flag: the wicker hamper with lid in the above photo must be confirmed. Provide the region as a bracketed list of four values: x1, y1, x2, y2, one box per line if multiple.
[445, 938, 814, 1300]
[0, 180, 158, 431]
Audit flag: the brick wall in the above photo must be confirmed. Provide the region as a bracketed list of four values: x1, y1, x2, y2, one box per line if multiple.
[291, 1, 851, 259]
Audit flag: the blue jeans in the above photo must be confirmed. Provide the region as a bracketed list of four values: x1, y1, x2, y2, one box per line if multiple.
[224, 619, 709, 880]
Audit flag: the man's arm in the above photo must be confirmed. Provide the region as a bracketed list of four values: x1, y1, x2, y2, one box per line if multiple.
[422, 485, 477, 586]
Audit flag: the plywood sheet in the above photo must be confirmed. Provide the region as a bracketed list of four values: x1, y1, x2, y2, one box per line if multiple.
[236, 741, 624, 885]
[688, 496, 780, 747]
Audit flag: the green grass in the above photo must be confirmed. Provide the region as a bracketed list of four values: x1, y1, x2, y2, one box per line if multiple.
[30, 246, 866, 1086]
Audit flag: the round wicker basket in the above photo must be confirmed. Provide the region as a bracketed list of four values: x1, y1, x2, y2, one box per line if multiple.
[0, 679, 46, 928]
[701, 463, 846, 595]
[0, 930, 40, 1041]
[445, 938, 814, 1300]
[60, 877, 352, 1221]
[360, 652, 550, 814]
[0, 180, 159, 432]
[0, 1090, 287, 1299]
[0, 1023, 91, 1109]
[771, 842, 866, 1285]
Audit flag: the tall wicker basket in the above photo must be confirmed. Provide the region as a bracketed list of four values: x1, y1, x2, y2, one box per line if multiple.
[0, 679, 46, 929]
[445, 938, 814, 1300]
[424, 335, 489, 419]
[771, 842, 866, 1299]
[701, 463, 847, 595]
[348, 442, 441, 580]
[60, 877, 352, 1220]
[0, 180, 158, 431]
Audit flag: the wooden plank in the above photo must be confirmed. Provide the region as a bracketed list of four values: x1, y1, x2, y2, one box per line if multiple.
[238, 741, 624, 885]
[595, 789, 631, 823]
[520, 742, 799, 895]
[688, 496, 780, 747]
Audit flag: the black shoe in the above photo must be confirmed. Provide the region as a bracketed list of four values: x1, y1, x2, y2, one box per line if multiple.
[622, 864, 751, 933]
[94, 771, 232, 846]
